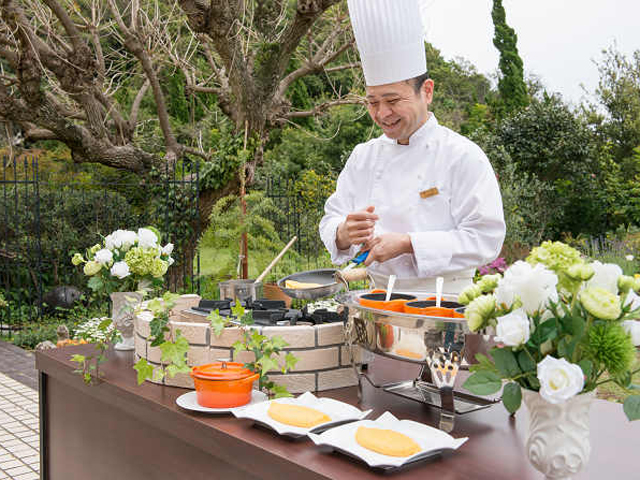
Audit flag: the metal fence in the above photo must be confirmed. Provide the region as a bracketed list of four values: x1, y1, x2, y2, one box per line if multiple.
[0, 155, 200, 331]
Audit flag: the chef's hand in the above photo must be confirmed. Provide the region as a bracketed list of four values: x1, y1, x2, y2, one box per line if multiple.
[363, 233, 414, 266]
[336, 206, 379, 250]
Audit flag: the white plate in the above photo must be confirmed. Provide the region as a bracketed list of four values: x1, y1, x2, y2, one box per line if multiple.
[308, 411, 468, 470]
[176, 390, 268, 413]
[232, 391, 372, 438]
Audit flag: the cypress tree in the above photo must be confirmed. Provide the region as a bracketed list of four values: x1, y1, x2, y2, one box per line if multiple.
[492, 0, 529, 115]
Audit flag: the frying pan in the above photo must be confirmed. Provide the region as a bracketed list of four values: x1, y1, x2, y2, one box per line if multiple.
[277, 268, 344, 300]
[277, 267, 371, 300]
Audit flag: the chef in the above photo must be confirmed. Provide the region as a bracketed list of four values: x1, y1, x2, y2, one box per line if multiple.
[319, 0, 506, 294]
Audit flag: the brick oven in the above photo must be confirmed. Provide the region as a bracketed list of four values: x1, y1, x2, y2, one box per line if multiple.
[133, 294, 362, 393]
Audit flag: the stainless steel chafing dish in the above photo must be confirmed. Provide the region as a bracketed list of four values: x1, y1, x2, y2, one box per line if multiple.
[336, 289, 499, 432]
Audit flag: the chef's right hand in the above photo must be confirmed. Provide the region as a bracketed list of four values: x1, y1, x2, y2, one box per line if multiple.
[336, 206, 378, 250]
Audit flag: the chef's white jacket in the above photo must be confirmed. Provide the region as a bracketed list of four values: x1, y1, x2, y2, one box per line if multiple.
[319, 114, 506, 287]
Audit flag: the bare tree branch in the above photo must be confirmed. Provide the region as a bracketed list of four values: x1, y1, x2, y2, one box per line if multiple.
[129, 79, 150, 130]
[281, 97, 365, 120]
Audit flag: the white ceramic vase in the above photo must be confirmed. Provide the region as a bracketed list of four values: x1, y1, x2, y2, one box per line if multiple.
[110, 291, 143, 351]
[523, 389, 594, 480]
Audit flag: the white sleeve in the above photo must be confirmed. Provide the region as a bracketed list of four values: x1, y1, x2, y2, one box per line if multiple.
[319, 149, 362, 265]
[408, 144, 506, 276]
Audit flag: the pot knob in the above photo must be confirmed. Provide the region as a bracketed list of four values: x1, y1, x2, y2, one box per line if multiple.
[217, 357, 231, 369]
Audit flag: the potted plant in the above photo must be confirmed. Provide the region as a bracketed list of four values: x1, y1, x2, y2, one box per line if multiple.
[72, 227, 174, 350]
[459, 241, 640, 479]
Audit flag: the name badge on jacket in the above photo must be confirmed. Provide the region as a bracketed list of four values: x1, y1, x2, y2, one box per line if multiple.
[420, 187, 439, 199]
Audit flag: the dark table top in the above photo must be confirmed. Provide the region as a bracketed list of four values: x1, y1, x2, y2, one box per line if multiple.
[36, 345, 639, 479]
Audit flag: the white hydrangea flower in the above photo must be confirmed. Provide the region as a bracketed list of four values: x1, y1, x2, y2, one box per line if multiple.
[94, 248, 114, 265]
[586, 261, 623, 294]
[137, 228, 158, 248]
[495, 261, 558, 315]
[162, 243, 174, 256]
[537, 356, 584, 404]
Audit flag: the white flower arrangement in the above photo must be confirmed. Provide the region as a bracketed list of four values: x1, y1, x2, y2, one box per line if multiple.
[72, 227, 174, 295]
[460, 241, 640, 421]
[74, 317, 120, 344]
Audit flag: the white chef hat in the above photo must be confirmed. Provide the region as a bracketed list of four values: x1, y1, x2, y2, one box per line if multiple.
[348, 0, 427, 86]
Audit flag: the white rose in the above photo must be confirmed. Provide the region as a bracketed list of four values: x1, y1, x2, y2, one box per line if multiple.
[586, 261, 623, 294]
[537, 356, 584, 404]
[94, 248, 114, 265]
[119, 230, 138, 251]
[622, 320, 640, 346]
[495, 261, 558, 315]
[137, 228, 158, 248]
[162, 243, 174, 256]
[625, 290, 640, 312]
[494, 308, 530, 347]
[110, 261, 130, 279]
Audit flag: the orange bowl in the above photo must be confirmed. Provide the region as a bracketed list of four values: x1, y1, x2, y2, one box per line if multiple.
[359, 290, 416, 312]
[190, 362, 260, 408]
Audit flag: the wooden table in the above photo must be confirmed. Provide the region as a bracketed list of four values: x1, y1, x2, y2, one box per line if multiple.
[36, 345, 639, 479]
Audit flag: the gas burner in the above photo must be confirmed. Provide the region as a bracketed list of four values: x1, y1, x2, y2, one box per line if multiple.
[188, 299, 344, 326]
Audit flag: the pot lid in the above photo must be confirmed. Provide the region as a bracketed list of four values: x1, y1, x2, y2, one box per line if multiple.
[191, 361, 255, 381]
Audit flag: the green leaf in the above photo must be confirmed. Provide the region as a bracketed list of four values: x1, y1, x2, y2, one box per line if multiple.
[231, 303, 245, 319]
[469, 353, 499, 374]
[133, 358, 154, 385]
[269, 335, 288, 351]
[166, 363, 190, 378]
[98, 319, 112, 331]
[517, 349, 536, 373]
[149, 316, 170, 347]
[490, 348, 521, 378]
[208, 309, 228, 337]
[256, 356, 280, 377]
[232, 340, 246, 352]
[87, 276, 103, 292]
[528, 320, 558, 347]
[284, 352, 298, 372]
[462, 371, 502, 396]
[623, 395, 640, 421]
[271, 384, 292, 398]
[159, 334, 189, 367]
[240, 311, 254, 326]
[502, 382, 522, 414]
[70, 354, 86, 365]
[578, 359, 593, 380]
[152, 368, 165, 382]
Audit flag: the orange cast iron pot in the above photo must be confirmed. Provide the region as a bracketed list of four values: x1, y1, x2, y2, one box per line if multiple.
[359, 289, 416, 312]
[190, 362, 260, 408]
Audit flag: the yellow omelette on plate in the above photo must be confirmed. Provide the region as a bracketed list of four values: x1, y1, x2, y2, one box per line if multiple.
[355, 426, 421, 457]
[267, 402, 331, 428]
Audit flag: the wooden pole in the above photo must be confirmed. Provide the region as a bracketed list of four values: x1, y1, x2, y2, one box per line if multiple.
[240, 120, 249, 279]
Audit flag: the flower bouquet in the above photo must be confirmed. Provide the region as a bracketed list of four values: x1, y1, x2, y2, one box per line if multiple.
[72, 227, 174, 295]
[72, 227, 174, 350]
[459, 241, 640, 478]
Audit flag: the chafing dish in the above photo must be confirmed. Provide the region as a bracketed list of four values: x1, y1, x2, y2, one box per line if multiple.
[337, 290, 499, 432]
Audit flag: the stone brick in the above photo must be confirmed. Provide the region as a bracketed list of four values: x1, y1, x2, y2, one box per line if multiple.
[211, 326, 262, 348]
[164, 372, 194, 389]
[171, 294, 201, 316]
[134, 334, 147, 359]
[171, 321, 208, 345]
[340, 345, 364, 366]
[233, 350, 256, 364]
[285, 347, 339, 372]
[316, 323, 345, 346]
[262, 325, 315, 348]
[269, 373, 316, 394]
[187, 345, 209, 367]
[179, 309, 209, 323]
[209, 347, 233, 364]
[317, 367, 358, 391]
[134, 312, 151, 338]
[147, 342, 162, 364]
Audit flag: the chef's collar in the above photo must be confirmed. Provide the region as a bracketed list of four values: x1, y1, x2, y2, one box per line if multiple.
[381, 113, 438, 145]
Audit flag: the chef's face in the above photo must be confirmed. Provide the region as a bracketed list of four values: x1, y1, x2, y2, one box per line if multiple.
[365, 78, 434, 145]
